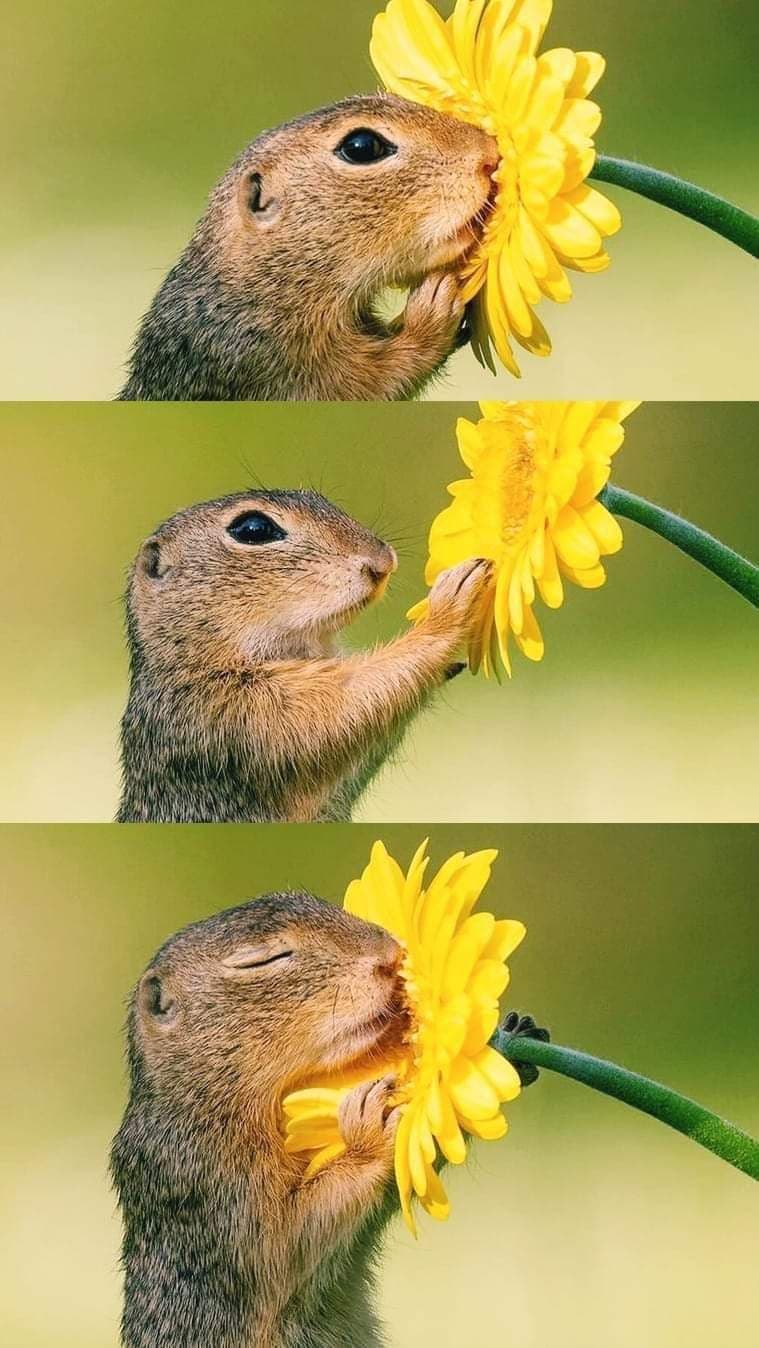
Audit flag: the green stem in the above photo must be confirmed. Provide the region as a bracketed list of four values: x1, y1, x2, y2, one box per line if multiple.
[600, 483, 759, 607]
[493, 1029, 759, 1180]
[590, 156, 759, 257]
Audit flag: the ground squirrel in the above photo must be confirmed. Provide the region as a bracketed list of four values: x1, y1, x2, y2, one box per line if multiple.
[111, 893, 410, 1348]
[111, 896, 547, 1347]
[119, 95, 497, 401]
[117, 488, 491, 823]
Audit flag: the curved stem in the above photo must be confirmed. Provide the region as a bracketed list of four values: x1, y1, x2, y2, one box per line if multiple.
[590, 155, 759, 258]
[600, 483, 759, 607]
[493, 1029, 759, 1180]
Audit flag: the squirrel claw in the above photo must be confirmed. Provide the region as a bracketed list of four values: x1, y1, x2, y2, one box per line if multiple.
[403, 271, 464, 358]
[444, 660, 467, 681]
[454, 310, 472, 350]
[339, 1075, 398, 1158]
[426, 557, 493, 640]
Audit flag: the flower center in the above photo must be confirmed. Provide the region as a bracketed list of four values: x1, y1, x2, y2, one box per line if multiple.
[480, 409, 541, 556]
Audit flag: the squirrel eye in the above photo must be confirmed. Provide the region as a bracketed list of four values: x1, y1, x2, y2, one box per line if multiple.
[227, 510, 287, 545]
[223, 947, 294, 971]
[335, 128, 397, 165]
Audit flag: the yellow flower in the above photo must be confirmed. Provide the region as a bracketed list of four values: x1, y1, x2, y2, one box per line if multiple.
[370, 0, 621, 375]
[282, 839, 525, 1234]
[408, 400, 641, 675]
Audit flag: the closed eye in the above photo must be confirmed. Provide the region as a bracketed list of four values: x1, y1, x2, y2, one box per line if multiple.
[223, 947, 294, 971]
[243, 950, 293, 968]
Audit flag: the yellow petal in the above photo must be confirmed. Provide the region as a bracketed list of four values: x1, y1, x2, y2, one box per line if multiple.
[504, 53, 537, 124]
[557, 400, 603, 451]
[450, 0, 488, 81]
[475, 0, 521, 95]
[371, 0, 460, 98]
[483, 917, 527, 961]
[582, 416, 625, 459]
[460, 1110, 509, 1140]
[284, 1125, 342, 1152]
[567, 183, 621, 237]
[443, 849, 500, 929]
[562, 249, 610, 274]
[562, 143, 596, 192]
[580, 499, 623, 555]
[498, 243, 535, 338]
[537, 47, 576, 87]
[470, 956, 510, 1001]
[521, 150, 565, 205]
[533, 530, 561, 608]
[509, 235, 542, 305]
[456, 416, 485, 471]
[394, 1109, 417, 1236]
[508, 562, 525, 634]
[303, 1142, 346, 1178]
[512, 303, 552, 357]
[463, 1001, 501, 1056]
[448, 1055, 501, 1120]
[519, 203, 550, 277]
[567, 51, 605, 98]
[442, 912, 497, 999]
[601, 400, 642, 424]
[572, 461, 610, 508]
[473, 1045, 523, 1101]
[552, 504, 601, 568]
[485, 19, 527, 107]
[418, 1163, 451, 1221]
[283, 1086, 344, 1118]
[485, 261, 522, 375]
[542, 197, 602, 259]
[558, 559, 606, 589]
[408, 1108, 431, 1197]
[406, 597, 428, 623]
[513, 602, 544, 660]
[554, 96, 602, 141]
[428, 1079, 467, 1163]
[511, 0, 552, 53]
[525, 71, 565, 132]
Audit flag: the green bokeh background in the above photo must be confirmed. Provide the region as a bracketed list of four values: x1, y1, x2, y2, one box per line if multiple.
[2, 0, 757, 399]
[1, 823, 756, 1348]
[1, 400, 757, 823]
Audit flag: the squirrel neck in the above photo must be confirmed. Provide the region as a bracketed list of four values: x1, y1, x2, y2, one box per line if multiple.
[128, 615, 341, 684]
[119, 228, 374, 401]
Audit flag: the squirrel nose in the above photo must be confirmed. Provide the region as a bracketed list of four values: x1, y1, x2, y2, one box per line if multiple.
[361, 544, 397, 587]
[480, 135, 499, 179]
[373, 933, 403, 979]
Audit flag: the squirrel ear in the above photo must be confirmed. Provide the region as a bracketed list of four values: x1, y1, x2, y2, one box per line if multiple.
[139, 972, 177, 1022]
[243, 171, 280, 226]
[141, 538, 170, 581]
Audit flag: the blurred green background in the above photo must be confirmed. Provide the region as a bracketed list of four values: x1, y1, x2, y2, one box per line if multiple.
[1, 823, 756, 1348]
[1, 399, 757, 822]
[2, 0, 757, 399]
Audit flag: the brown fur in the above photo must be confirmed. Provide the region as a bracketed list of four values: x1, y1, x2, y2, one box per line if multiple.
[117, 488, 492, 823]
[119, 94, 497, 401]
[111, 892, 411, 1348]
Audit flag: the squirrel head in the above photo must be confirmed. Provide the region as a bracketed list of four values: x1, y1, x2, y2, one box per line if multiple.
[213, 93, 497, 301]
[129, 894, 407, 1126]
[127, 488, 398, 670]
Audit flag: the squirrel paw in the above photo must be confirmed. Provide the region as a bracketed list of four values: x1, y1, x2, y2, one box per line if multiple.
[403, 271, 465, 363]
[426, 557, 493, 640]
[338, 1076, 399, 1161]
